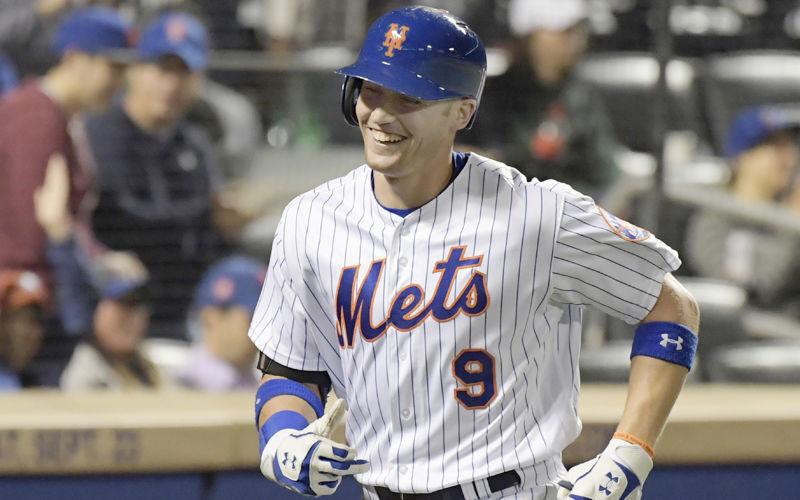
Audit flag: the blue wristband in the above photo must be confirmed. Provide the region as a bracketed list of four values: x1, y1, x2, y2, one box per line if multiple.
[259, 410, 310, 454]
[631, 321, 698, 370]
[255, 379, 325, 428]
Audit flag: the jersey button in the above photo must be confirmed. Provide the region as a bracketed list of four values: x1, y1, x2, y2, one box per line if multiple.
[398, 257, 408, 267]
[399, 466, 409, 475]
[400, 409, 412, 420]
[401, 228, 411, 237]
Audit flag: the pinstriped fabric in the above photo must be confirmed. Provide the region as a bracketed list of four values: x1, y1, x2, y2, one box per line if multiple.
[248, 154, 680, 494]
[545, 180, 681, 325]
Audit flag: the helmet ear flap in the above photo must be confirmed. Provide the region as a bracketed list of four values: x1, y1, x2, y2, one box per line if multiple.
[341, 77, 362, 126]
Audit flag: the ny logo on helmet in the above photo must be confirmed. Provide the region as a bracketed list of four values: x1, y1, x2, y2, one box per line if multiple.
[383, 23, 410, 57]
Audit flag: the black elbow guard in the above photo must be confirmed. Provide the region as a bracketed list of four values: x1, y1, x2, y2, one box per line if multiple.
[257, 351, 332, 400]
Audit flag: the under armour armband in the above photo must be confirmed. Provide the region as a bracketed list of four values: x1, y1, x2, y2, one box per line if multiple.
[255, 379, 326, 453]
[630, 321, 697, 370]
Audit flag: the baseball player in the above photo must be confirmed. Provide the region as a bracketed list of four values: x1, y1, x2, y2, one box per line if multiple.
[249, 6, 699, 500]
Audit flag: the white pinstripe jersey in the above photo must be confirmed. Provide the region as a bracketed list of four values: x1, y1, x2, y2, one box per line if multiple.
[249, 153, 680, 494]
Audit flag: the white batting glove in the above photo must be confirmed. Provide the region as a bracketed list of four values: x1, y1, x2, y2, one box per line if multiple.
[557, 438, 653, 500]
[260, 399, 370, 496]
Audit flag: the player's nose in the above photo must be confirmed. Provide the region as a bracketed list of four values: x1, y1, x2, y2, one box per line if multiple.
[365, 103, 399, 127]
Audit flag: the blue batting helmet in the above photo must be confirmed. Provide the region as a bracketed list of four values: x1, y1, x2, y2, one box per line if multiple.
[336, 6, 487, 128]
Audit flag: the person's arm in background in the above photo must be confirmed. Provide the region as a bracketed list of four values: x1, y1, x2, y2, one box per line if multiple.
[34, 153, 95, 336]
[185, 124, 259, 244]
[559, 274, 699, 499]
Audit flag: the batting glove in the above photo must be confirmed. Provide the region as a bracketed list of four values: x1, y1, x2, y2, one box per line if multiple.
[260, 399, 370, 496]
[557, 438, 653, 500]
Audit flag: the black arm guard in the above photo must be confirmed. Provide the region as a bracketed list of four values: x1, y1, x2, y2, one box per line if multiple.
[256, 351, 332, 401]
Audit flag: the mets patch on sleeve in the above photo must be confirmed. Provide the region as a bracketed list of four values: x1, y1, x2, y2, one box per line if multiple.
[597, 207, 651, 242]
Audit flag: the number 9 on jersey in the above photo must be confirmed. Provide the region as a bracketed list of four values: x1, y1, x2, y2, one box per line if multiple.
[452, 349, 497, 409]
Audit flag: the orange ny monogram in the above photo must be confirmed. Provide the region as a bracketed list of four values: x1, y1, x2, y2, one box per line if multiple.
[383, 23, 410, 57]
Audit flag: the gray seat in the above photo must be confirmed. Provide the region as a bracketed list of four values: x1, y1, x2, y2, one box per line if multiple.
[704, 50, 800, 154]
[581, 277, 745, 383]
[580, 340, 634, 383]
[707, 341, 800, 383]
[575, 52, 703, 152]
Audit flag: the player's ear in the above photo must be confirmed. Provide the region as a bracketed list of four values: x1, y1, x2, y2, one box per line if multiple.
[453, 98, 477, 131]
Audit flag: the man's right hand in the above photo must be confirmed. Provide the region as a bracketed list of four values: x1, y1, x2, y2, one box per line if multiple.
[260, 399, 369, 496]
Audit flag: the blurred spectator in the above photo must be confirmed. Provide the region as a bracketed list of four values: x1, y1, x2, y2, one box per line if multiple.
[85, 12, 231, 339]
[686, 105, 800, 311]
[33, 152, 162, 391]
[179, 256, 265, 391]
[463, 0, 619, 199]
[0, 7, 131, 290]
[0, 270, 48, 391]
[0, 0, 129, 77]
[0, 52, 19, 95]
[58, 255, 162, 390]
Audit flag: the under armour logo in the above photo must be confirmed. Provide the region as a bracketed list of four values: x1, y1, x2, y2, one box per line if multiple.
[383, 23, 410, 57]
[599, 472, 619, 496]
[282, 452, 297, 470]
[660, 334, 684, 350]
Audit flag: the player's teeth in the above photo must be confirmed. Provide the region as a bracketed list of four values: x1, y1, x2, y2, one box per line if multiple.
[372, 130, 404, 143]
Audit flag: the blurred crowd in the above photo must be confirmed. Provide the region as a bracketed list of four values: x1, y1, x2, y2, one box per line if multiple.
[2, 0, 800, 392]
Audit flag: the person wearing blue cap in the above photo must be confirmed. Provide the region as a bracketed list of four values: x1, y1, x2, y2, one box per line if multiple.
[84, 11, 229, 340]
[686, 104, 800, 312]
[0, 6, 132, 296]
[724, 105, 800, 202]
[179, 256, 266, 391]
[58, 252, 162, 391]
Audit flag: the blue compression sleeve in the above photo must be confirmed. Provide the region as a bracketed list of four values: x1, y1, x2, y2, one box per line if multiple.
[259, 410, 309, 454]
[254, 379, 325, 427]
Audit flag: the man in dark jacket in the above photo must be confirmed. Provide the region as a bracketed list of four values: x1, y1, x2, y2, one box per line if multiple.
[86, 12, 227, 338]
[465, 0, 619, 199]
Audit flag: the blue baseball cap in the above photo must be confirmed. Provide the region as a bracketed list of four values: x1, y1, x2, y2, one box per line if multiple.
[101, 278, 148, 301]
[194, 256, 266, 315]
[52, 7, 133, 61]
[90, 253, 150, 302]
[725, 105, 800, 158]
[137, 12, 209, 72]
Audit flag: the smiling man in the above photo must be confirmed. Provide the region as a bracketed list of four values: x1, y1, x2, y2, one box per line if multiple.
[85, 11, 227, 339]
[249, 6, 699, 500]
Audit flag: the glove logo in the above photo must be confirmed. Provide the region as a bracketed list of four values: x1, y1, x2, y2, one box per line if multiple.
[599, 472, 620, 496]
[282, 452, 297, 470]
[660, 334, 684, 350]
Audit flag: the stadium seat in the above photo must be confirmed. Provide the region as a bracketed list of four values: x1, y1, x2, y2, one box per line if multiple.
[575, 52, 704, 153]
[704, 50, 800, 155]
[706, 341, 800, 383]
[141, 338, 192, 383]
